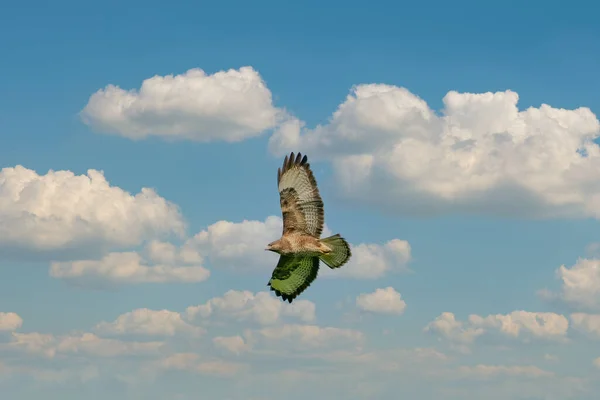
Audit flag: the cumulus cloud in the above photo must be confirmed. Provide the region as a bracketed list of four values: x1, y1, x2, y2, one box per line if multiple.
[189, 216, 283, 271]
[425, 311, 569, 345]
[458, 364, 554, 379]
[322, 239, 411, 279]
[212, 335, 251, 355]
[424, 312, 484, 344]
[0, 166, 184, 258]
[246, 324, 364, 351]
[468, 311, 569, 340]
[49, 240, 209, 286]
[150, 353, 246, 377]
[5, 331, 163, 358]
[189, 215, 410, 279]
[269, 85, 600, 219]
[0, 312, 23, 331]
[95, 308, 204, 337]
[289, 346, 447, 376]
[355, 287, 407, 315]
[186, 290, 316, 326]
[542, 258, 600, 310]
[570, 313, 600, 337]
[81, 66, 284, 142]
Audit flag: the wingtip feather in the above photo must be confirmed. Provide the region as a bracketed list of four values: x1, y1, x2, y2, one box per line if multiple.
[280, 151, 311, 177]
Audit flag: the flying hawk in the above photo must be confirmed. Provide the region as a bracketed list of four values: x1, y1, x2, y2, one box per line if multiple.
[266, 152, 352, 303]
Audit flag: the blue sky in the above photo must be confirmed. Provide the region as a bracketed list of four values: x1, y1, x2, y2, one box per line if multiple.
[1, 1, 600, 399]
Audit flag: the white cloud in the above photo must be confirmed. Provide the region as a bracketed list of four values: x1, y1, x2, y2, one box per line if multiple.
[49, 240, 209, 286]
[458, 364, 554, 379]
[186, 290, 316, 326]
[355, 287, 407, 315]
[150, 353, 246, 377]
[56, 333, 163, 358]
[424, 312, 484, 344]
[0, 312, 23, 331]
[426, 311, 569, 344]
[269, 85, 600, 219]
[212, 335, 251, 355]
[189, 215, 410, 279]
[6, 331, 163, 358]
[195, 360, 247, 377]
[247, 324, 364, 351]
[95, 308, 204, 337]
[154, 352, 199, 370]
[189, 216, 283, 271]
[290, 346, 448, 380]
[81, 66, 284, 142]
[5, 332, 56, 357]
[468, 311, 569, 340]
[322, 239, 411, 279]
[570, 313, 600, 337]
[0, 166, 184, 257]
[547, 258, 600, 310]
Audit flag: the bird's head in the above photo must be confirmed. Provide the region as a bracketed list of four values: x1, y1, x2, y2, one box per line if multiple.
[265, 240, 281, 253]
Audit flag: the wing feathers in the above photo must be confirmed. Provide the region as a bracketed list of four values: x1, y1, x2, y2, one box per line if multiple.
[277, 152, 324, 237]
[267, 255, 320, 303]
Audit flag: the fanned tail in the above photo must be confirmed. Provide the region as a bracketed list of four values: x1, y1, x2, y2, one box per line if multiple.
[318, 234, 351, 269]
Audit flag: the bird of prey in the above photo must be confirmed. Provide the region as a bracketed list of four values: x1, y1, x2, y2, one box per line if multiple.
[266, 152, 352, 303]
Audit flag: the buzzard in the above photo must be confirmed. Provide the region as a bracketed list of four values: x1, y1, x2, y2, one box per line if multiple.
[266, 152, 352, 303]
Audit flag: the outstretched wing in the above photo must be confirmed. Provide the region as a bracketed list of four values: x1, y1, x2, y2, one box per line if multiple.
[268, 255, 320, 303]
[277, 152, 324, 238]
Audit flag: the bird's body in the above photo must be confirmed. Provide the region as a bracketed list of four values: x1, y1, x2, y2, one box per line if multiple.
[269, 233, 332, 256]
[266, 152, 352, 303]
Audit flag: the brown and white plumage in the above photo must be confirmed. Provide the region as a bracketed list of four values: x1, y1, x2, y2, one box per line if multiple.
[266, 152, 352, 303]
[277, 152, 324, 237]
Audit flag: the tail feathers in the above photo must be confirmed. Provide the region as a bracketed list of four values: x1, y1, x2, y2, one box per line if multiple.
[319, 234, 351, 269]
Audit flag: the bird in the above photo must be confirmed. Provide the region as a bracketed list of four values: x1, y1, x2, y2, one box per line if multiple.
[266, 151, 352, 303]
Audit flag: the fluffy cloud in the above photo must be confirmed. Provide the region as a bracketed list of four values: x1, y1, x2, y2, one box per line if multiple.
[49, 240, 209, 286]
[6, 331, 163, 358]
[189, 216, 283, 271]
[186, 290, 316, 326]
[269, 85, 600, 219]
[355, 287, 407, 315]
[424, 312, 484, 344]
[212, 335, 251, 355]
[246, 324, 364, 351]
[458, 364, 554, 379]
[189, 215, 410, 279]
[543, 258, 600, 310]
[0, 166, 184, 258]
[570, 313, 600, 337]
[81, 66, 283, 142]
[0, 312, 23, 331]
[426, 311, 569, 344]
[323, 239, 411, 279]
[468, 311, 569, 340]
[95, 308, 204, 337]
